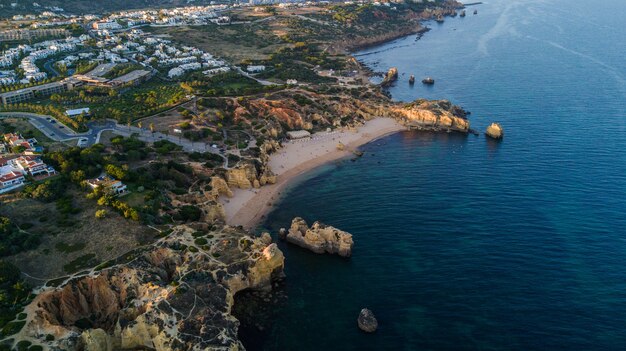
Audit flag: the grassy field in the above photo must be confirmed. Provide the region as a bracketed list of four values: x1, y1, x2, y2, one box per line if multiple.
[146, 22, 290, 63]
[0, 190, 155, 279]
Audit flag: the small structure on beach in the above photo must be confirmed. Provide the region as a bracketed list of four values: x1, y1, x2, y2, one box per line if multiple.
[286, 130, 311, 140]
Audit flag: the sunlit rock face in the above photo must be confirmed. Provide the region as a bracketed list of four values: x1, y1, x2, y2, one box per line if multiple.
[486, 122, 504, 139]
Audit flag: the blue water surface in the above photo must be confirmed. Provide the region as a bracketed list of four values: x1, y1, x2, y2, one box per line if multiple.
[241, 0, 626, 349]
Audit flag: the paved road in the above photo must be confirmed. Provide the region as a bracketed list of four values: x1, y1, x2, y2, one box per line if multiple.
[1, 112, 82, 141]
[234, 66, 277, 86]
[43, 59, 61, 77]
[1, 112, 228, 166]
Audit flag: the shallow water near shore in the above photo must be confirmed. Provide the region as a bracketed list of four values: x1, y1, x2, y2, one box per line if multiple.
[237, 0, 626, 349]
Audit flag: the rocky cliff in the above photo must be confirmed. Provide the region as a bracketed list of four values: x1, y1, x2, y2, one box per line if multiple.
[225, 161, 277, 190]
[281, 218, 354, 257]
[17, 226, 284, 351]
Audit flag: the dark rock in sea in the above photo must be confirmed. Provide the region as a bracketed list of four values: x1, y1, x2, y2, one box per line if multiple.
[279, 228, 287, 240]
[358, 308, 378, 333]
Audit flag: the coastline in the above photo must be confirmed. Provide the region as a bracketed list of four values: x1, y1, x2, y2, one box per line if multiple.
[220, 117, 405, 230]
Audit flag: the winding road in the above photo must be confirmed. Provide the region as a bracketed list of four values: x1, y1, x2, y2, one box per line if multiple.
[0, 112, 229, 165]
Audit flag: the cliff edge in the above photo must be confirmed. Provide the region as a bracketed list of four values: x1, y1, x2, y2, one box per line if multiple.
[17, 226, 284, 351]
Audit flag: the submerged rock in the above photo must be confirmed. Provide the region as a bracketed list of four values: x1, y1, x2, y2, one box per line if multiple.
[485, 122, 504, 139]
[357, 308, 378, 333]
[283, 217, 354, 257]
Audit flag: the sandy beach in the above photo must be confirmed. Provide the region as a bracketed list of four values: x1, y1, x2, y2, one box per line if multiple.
[220, 117, 405, 229]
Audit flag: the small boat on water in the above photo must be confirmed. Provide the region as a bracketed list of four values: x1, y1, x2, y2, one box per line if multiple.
[409, 75, 415, 84]
[460, 10, 466, 17]
[422, 77, 435, 85]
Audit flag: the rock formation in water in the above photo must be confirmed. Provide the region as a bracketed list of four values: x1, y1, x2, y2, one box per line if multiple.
[17, 226, 285, 350]
[282, 217, 354, 257]
[485, 123, 504, 139]
[381, 67, 399, 87]
[357, 308, 378, 333]
[391, 99, 470, 132]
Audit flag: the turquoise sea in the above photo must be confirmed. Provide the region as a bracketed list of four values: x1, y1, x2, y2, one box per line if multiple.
[237, 0, 626, 349]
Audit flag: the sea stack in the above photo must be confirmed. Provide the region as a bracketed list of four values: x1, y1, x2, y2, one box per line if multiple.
[381, 67, 399, 87]
[282, 217, 354, 257]
[485, 123, 504, 139]
[460, 10, 466, 17]
[409, 75, 415, 84]
[357, 308, 378, 333]
[422, 77, 435, 85]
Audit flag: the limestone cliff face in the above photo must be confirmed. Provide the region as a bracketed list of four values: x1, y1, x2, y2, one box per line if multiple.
[210, 176, 233, 198]
[225, 161, 276, 190]
[282, 217, 354, 257]
[391, 99, 470, 132]
[21, 226, 285, 351]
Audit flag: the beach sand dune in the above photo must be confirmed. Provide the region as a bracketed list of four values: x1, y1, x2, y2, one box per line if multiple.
[221, 117, 404, 229]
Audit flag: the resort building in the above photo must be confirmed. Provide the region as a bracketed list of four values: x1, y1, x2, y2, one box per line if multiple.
[0, 155, 56, 193]
[286, 130, 311, 139]
[0, 79, 83, 105]
[246, 65, 266, 73]
[3, 133, 38, 152]
[109, 70, 152, 86]
[65, 107, 91, 118]
[11, 155, 57, 177]
[86, 175, 128, 195]
[0, 171, 26, 192]
[92, 21, 123, 31]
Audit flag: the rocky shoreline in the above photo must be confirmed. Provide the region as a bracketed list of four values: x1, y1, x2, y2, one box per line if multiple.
[15, 226, 284, 350]
[8, 3, 478, 349]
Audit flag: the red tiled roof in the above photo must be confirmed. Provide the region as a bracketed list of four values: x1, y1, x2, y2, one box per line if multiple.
[0, 171, 24, 183]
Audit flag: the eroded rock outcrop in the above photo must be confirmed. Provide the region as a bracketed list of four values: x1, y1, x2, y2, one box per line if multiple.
[392, 99, 470, 132]
[210, 176, 233, 198]
[283, 217, 354, 257]
[225, 161, 276, 190]
[381, 67, 399, 87]
[20, 226, 285, 351]
[485, 122, 504, 139]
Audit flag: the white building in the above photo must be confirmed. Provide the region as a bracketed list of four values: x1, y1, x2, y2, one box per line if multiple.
[93, 21, 123, 30]
[65, 107, 90, 117]
[247, 65, 266, 73]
